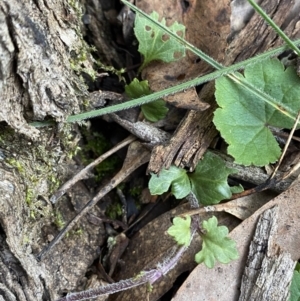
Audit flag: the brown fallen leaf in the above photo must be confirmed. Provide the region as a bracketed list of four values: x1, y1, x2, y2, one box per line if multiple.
[172, 175, 300, 301]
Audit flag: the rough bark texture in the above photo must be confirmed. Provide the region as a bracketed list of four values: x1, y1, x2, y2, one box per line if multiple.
[0, 126, 107, 300]
[239, 207, 295, 301]
[0, 0, 92, 138]
[0, 0, 109, 300]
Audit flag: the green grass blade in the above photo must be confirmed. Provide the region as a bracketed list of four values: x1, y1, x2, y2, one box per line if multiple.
[33, 41, 300, 127]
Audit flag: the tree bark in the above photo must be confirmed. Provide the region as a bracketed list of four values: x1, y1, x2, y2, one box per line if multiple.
[0, 0, 109, 300]
[239, 207, 295, 301]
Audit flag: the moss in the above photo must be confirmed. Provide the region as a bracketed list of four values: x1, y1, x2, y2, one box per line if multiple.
[63, 227, 84, 238]
[63, 0, 98, 100]
[70, 44, 98, 81]
[29, 210, 36, 219]
[129, 186, 143, 198]
[57, 122, 82, 160]
[25, 187, 35, 206]
[67, 0, 83, 19]
[82, 98, 90, 109]
[147, 283, 153, 293]
[6, 158, 25, 173]
[0, 124, 78, 220]
[66, 0, 97, 81]
[22, 236, 30, 245]
[53, 210, 66, 230]
[73, 228, 83, 235]
[95, 60, 126, 82]
[66, 0, 125, 84]
[78, 128, 121, 183]
[106, 201, 123, 220]
[48, 174, 61, 193]
[133, 271, 146, 281]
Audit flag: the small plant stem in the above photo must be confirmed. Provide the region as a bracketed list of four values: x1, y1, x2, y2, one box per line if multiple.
[270, 111, 300, 179]
[30, 36, 300, 127]
[56, 270, 158, 301]
[31, 2, 300, 127]
[248, 0, 300, 57]
[50, 135, 136, 204]
[55, 224, 198, 301]
[30, 37, 300, 126]
[37, 147, 150, 261]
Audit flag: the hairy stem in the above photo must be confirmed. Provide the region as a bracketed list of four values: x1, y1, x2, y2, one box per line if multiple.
[55, 227, 199, 301]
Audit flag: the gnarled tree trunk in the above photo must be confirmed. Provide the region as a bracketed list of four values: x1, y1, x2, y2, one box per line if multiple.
[0, 0, 114, 300]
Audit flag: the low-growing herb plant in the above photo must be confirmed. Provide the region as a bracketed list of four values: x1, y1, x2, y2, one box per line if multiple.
[125, 78, 168, 122]
[149, 151, 243, 205]
[149, 151, 241, 268]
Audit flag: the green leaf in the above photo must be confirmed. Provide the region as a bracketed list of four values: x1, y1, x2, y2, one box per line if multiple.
[148, 165, 191, 199]
[230, 184, 244, 194]
[189, 152, 237, 205]
[167, 216, 191, 247]
[134, 11, 186, 69]
[141, 99, 168, 122]
[125, 78, 168, 122]
[125, 78, 151, 99]
[290, 266, 300, 301]
[214, 58, 300, 166]
[195, 216, 239, 268]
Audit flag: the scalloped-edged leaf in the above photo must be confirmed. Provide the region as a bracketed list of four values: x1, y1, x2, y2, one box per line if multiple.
[125, 78, 151, 99]
[290, 263, 300, 301]
[189, 152, 237, 205]
[134, 11, 186, 68]
[141, 99, 168, 122]
[214, 58, 300, 166]
[195, 216, 239, 268]
[167, 216, 191, 247]
[148, 165, 191, 199]
[125, 78, 168, 122]
[230, 184, 244, 194]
